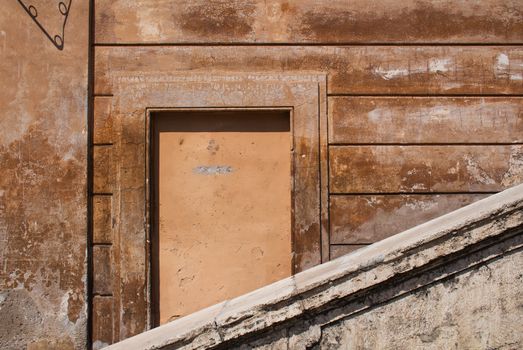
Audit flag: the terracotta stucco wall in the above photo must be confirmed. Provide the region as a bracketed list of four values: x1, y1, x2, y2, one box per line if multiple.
[0, 1, 89, 349]
[91, 0, 523, 345]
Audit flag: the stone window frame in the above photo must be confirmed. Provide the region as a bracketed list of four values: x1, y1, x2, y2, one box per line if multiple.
[106, 72, 328, 339]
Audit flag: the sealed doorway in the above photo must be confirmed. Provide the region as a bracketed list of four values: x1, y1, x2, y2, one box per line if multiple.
[151, 109, 293, 325]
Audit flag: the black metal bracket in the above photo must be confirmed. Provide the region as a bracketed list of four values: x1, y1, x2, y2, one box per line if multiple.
[17, 0, 72, 50]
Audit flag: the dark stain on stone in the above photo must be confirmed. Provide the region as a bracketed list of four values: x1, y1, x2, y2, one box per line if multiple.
[0, 123, 85, 324]
[179, 2, 256, 38]
[207, 139, 219, 154]
[295, 222, 320, 272]
[121, 275, 147, 338]
[298, 4, 523, 42]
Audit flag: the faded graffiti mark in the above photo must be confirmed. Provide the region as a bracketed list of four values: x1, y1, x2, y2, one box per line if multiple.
[17, 0, 72, 50]
[193, 165, 233, 175]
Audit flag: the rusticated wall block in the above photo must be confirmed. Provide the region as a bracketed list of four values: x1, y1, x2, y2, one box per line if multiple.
[329, 194, 488, 244]
[328, 97, 523, 144]
[94, 97, 113, 144]
[93, 145, 115, 194]
[93, 246, 113, 295]
[330, 145, 523, 194]
[93, 195, 113, 244]
[92, 296, 114, 349]
[330, 245, 367, 259]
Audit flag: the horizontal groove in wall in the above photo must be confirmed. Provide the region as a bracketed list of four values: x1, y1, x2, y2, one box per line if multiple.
[328, 94, 523, 97]
[93, 143, 114, 146]
[147, 106, 295, 111]
[93, 94, 114, 97]
[92, 242, 113, 247]
[329, 192, 499, 196]
[94, 94, 523, 99]
[328, 143, 523, 146]
[93, 42, 523, 47]
[92, 192, 113, 196]
[93, 93, 523, 99]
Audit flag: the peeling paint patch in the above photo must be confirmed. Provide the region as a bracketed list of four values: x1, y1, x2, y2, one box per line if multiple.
[497, 53, 510, 67]
[137, 7, 161, 40]
[501, 146, 523, 187]
[495, 53, 510, 79]
[428, 58, 453, 73]
[367, 105, 453, 125]
[494, 53, 523, 81]
[404, 199, 438, 211]
[372, 58, 452, 81]
[93, 340, 110, 350]
[464, 156, 496, 185]
[372, 67, 410, 80]
[193, 165, 233, 175]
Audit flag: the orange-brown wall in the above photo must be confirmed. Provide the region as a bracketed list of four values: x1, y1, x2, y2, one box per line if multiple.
[91, 0, 523, 345]
[0, 1, 89, 349]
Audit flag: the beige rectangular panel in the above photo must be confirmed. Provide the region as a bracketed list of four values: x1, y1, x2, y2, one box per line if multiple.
[95, 0, 523, 44]
[330, 194, 489, 244]
[329, 97, 523, 144]
[330, 145, 523, 193]
[94, 46, 523, 96]
[154, 110, 292, 325]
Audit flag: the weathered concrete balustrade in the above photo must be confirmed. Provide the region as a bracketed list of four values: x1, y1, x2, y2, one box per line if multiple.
[106, 183, 523, 350]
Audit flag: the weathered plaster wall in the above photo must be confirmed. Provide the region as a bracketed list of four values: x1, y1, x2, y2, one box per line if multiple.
[94, 0, 523, 257]
[94, 0, 523, 44]
[0, 1, 89, 349]
[92, 0, 523, 344]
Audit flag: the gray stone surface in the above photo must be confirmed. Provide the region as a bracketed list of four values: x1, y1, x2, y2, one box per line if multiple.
[105, 184, 523, 350]
[0, 290, 42, 350]
[319, 249, 523, 349]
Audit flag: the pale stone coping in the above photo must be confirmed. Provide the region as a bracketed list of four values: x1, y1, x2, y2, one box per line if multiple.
[105, 183, 523, 350]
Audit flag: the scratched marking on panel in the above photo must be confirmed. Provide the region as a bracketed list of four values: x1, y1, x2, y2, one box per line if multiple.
[193, 166, 233, 175]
